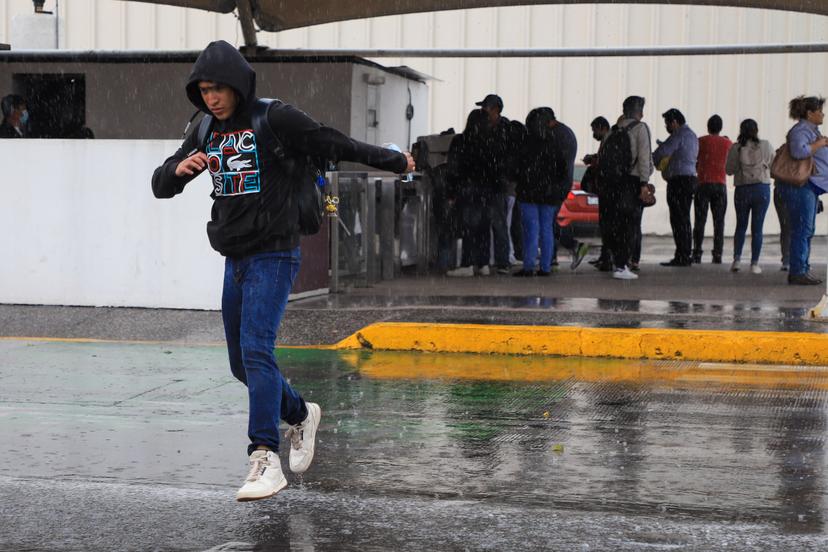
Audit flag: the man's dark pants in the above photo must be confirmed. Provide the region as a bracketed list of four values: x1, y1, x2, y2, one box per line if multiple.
[666, 175, 698, 263]
[631, 204, 643, 264]
[602, 175, 640, 269]
[692, 182, 727, 260]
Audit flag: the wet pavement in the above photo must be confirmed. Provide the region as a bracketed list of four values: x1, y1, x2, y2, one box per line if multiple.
[4, 339, 828, 550]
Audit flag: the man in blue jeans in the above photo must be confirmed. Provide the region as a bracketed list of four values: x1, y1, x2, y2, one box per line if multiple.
[152, 41, 414, 501]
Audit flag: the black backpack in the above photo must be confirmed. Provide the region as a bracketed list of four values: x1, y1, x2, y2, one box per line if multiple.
[597, 121, 639, 181]
[197, 98, 326, 235]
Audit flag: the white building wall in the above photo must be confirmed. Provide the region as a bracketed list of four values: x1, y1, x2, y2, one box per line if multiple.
[2, 1, 827, 235]
[3, 2, 826, 145]
[0, 140, 224, 309]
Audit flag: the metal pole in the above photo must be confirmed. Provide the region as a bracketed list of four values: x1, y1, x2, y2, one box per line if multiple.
[260, 42, 828, 58]
[329, 172, 340, 293]
[365, 176, 378, 284]
[235, 0, 259, 52]
[379, 177, 396, 281]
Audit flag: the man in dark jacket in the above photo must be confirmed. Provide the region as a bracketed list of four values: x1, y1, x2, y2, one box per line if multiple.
[547, 109, 589, 270]
[477, 94, 523, 273]
[0, 94, 28, 138]
[152, 41, 413, 502]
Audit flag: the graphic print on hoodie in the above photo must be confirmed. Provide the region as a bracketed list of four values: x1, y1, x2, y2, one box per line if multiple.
[206, 128, 262, 196]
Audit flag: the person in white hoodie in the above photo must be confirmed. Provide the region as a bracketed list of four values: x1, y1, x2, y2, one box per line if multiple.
[725, 119, 774, 274]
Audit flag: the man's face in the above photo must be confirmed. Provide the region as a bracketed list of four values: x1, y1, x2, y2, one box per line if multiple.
[592, 127, 608, 142]
[8, 103, 26, 124]
[482, 105, 501, 125]
[199, 81, 238, 121]
[665, 119, 679, 134]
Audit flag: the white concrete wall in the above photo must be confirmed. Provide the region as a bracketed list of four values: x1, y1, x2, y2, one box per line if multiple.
[1, 1, 825, 237]
[0, 139, 224, 309]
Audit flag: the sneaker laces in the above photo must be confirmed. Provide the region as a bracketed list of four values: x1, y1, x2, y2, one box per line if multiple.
[285, 423, 305, 451]
[245, 454, 269, 482]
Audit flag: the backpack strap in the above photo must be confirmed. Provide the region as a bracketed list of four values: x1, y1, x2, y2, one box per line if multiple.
[196, 114, 214, 150]
[250, 98, 285, 159]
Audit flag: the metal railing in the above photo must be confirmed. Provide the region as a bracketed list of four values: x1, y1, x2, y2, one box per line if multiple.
[328, 171, 430, 292]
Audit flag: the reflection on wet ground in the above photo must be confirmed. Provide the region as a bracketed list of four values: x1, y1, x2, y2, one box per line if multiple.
[299, 294, 811, 317]
[2, 341, 828, 550]
[294, 294, 828, 334]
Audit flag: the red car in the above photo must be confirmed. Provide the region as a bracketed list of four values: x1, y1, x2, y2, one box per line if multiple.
[557, 165, 599, 236]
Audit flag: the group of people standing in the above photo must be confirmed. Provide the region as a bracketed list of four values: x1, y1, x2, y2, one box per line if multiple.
[442, 94, 587, 278]
[441, 92, 828, 285]
[650, 95, 827, 285]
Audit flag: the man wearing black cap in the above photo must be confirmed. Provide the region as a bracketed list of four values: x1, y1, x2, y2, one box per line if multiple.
[475, 93, 522, 273]
[152, 40, 414, 502]
[653, 108, 699, 266]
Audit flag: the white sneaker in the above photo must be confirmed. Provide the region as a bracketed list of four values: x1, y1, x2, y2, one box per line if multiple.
[447, 266, 474, 277]
[612, 266, 639, 280]
[750, 264, 762, 274]
[475, 265, 491, 276]
[730, 260, 741, 272]
[236, 450, 287, 502]
[287, 402, 322, 474]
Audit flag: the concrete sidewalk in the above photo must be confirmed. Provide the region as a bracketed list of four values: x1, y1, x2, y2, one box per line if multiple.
[2, 236, 827, 364]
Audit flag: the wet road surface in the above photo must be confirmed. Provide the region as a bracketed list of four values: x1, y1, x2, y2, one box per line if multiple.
[2, 339, 828, 550]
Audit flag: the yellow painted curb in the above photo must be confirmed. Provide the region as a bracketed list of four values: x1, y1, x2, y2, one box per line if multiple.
[334, 322, 828, 366]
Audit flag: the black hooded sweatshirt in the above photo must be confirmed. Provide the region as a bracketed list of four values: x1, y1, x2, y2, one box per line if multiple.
[152, 40, 407, 257]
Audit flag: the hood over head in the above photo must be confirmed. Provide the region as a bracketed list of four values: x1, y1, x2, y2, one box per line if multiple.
[186, 40, 256, 115]
[525, 107, 555, 140]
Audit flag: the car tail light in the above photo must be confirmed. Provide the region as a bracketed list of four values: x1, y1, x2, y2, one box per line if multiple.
[566, 191, 576, 201]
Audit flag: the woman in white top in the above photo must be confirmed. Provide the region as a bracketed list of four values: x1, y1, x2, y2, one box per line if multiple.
[725, 119, 774, 274]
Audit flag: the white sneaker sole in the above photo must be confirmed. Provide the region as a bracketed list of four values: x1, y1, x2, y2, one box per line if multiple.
[290, 402, 322, 474]
[236, 477, 287, 502]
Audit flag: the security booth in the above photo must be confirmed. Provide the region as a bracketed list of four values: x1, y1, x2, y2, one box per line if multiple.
[0, 50, 429, 309]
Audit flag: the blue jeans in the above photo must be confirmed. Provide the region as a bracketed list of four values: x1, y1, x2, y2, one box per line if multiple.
[732, 183, 770, 264]
[777, 183, 818, 276]
[520, 202, 558, 272]
[222, 249, 307, 455]
[490, 193, 513, 268]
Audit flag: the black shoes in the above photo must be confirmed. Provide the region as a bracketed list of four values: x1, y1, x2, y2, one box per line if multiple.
[691, 253, 702, 264]
[513, 269, 552, 277]
[712, 255, 722, 264]
[788, 273, 823, 285]
[660, 258, 692, 267]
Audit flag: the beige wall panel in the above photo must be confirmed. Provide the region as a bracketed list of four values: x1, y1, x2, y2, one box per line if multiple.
[430, 11, 465, 133]
[154, 5, 187, 50]
[1, 3, 826, 166]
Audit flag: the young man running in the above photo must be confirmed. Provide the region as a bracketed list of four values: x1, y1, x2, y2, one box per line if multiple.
[152, 41, 414, 501]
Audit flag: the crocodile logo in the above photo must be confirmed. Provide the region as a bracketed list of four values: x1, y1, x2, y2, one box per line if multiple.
[227, 154, 253, 171]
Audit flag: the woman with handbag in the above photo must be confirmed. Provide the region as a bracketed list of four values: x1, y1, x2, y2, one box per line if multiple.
[725, 119, 774, 274]
[774, 96, 828, 285]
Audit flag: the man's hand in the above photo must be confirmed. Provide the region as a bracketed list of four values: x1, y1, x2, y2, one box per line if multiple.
[813, 136, 828, 151]
[403, 151, 416, 173]
[583, 153, 597, 165]
[175, 152, 208, 177]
